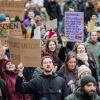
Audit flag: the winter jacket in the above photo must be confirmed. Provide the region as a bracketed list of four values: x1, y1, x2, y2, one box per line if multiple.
[23, 67, 35, 82]
[45, 1, 62, 21]
[0, 79, 8, 100]
[15, 73, 68, 100]
[1, 71, 29, 100]
[85, 39, 100, 70]
[32, 67, 43, 78]
[64, 88, 100, 100]
[58, 46, 70, 62]
[0, 59, 30, 100]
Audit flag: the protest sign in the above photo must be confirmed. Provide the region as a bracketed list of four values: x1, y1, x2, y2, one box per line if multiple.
[9, 36, 41, 67]
[0, 0, 25, 20]
[87, 21, 95, 32]
[64, 12, 84, 42]
[0, 36, 8, 47]
[45, 19, 57, 31]
[0, 22, 22, 37]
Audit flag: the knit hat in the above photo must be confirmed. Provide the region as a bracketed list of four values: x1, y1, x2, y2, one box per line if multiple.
[48, 30, 56, 39]
[78, 65, 91, 78]
[81, 76, 96, 88]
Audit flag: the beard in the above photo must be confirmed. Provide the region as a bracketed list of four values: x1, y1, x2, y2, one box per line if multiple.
[83, 89, 95, 97]
[44, 66, 53, 73]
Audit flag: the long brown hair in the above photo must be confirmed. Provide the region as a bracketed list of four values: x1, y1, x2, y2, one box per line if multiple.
[73, 43, 96, 68]
[64, 52, 78, 78]
[45, 40, 58, 58]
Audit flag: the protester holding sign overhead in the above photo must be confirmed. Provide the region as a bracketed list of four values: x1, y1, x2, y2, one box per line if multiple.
[0, 59, 30, 100]
[15, 56, 68, 100]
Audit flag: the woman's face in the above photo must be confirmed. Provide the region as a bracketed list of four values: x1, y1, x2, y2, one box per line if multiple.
[6, 62, 16, 72]
[67, 57, 77, 70]
[77, 44, 86, 54]
[48, 41, 56, 52]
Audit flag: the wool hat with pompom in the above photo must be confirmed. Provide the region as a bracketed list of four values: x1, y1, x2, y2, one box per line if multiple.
[78, 65, 91, 78]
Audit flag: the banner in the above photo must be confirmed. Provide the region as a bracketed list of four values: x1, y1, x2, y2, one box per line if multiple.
[0, 0, 25, 20]
[8, 36, 41, 67]
[64, 12, 84, 42]
[0, 22, 22, 37]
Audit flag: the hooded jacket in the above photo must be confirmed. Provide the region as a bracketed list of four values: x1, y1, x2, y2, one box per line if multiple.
[0, 59, 30, 100]
[15, 73, 68, 100]
[85, 39, 100, 69]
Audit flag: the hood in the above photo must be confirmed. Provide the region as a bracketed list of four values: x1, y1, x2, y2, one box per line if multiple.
[41, 73, 58, 78]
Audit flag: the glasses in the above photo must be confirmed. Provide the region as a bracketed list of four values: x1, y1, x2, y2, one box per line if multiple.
[43, 61, 53, 64]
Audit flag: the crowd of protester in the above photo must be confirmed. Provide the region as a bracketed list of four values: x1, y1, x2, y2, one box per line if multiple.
[0, 0, 100, 100]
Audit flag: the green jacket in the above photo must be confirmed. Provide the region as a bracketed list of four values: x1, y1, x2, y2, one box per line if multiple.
[65, 88, 100, 100]
[85, 39, 100, 69]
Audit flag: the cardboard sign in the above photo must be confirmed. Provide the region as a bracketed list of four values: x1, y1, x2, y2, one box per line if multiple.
[0, 0, 25, 20]
[8, 36, 41, 67]
[0, 22, 22, 37]
[64, 12, 84, 42]
[87, 21, 95, 32]
[0, 36, 8, 47]
[45, 19, 57, 31]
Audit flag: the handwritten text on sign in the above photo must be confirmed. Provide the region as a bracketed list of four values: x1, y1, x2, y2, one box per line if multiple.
[65, 12, 84, 42]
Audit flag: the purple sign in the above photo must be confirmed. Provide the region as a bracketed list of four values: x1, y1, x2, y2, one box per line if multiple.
[64, 12, 84, 42]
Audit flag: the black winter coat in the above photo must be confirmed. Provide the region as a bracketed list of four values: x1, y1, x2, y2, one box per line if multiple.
[15, 73, 68, 100]
[0, 79, 8, 100]
[45, 1, 62, 21]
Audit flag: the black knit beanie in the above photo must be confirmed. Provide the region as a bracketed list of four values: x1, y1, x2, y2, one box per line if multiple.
[81, 76, 96, 88]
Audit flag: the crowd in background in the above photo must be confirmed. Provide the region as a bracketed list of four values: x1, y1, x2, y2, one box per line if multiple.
[0, 0, 100, 100]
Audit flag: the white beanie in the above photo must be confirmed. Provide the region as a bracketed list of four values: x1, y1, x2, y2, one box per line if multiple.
[78, 65, 91, 78]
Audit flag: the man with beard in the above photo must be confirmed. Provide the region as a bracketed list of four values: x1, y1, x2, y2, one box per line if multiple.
[64, 76, 100, 100]
[15, 56, 68, 100]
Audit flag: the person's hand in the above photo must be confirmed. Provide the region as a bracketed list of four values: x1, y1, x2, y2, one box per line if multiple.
[52, 66, 57, 73]
[77, 53, 88, 61]
[67, 80, 74, 87]
[17, 62, 24, 77]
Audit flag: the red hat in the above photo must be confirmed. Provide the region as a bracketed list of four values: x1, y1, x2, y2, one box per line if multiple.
[48, 30, 56, 39]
